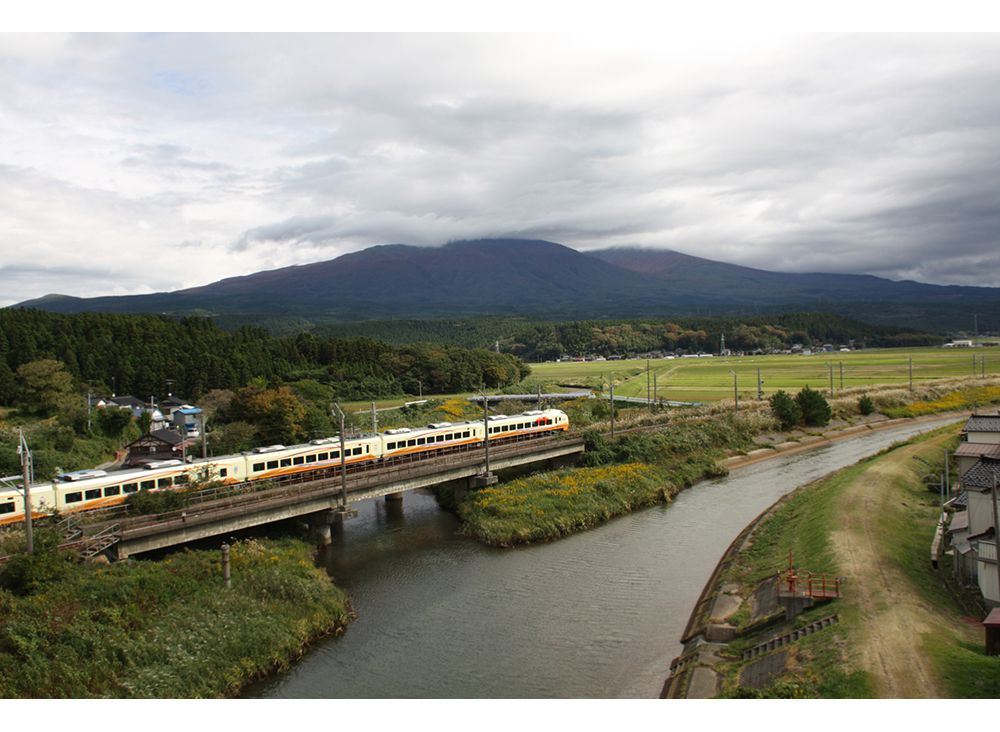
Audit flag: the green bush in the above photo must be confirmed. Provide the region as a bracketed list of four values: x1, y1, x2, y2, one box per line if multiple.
[770, 390, 802, 429]
[126, 488, 190, 515]
[858, 394, 875, 415]
[797, 386, 832, 426]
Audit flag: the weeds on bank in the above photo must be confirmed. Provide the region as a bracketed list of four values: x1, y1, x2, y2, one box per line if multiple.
[0, 535, 350, 698]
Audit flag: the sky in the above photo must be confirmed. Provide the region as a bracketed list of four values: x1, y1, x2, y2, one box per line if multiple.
[3, 29, 1000, 306]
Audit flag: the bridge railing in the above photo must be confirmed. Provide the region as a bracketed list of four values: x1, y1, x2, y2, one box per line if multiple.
[117, 436, 583, 533]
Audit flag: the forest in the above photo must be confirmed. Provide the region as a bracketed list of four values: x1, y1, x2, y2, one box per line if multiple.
[312, 312, 942, 360]
[0, 309, 529, 404]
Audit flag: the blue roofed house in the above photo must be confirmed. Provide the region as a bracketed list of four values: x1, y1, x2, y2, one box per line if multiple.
[172, 406, 203, 439]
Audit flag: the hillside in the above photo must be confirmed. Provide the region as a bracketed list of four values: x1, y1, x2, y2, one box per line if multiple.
[15, 239, 1000, 331]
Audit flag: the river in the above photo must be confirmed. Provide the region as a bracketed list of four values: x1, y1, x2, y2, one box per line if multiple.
[248, 417, 958, 699]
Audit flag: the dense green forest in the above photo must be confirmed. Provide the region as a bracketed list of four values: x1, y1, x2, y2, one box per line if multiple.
[0, 309, 528, 404]
[309, 312, 941, 360]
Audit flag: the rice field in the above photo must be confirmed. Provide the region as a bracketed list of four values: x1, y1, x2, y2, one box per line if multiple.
[528, 346, 997, 403]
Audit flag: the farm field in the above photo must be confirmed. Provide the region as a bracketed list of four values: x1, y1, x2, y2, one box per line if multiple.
[528, 346, 997, 403]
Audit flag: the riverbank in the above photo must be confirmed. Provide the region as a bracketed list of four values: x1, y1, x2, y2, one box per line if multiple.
[663, 424, 1000, 698]
[444, 377, 1000, 547]
[0, 536, 353, 698]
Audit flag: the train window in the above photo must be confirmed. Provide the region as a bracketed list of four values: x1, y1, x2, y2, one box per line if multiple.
[408, 439, 416, 447]
[416, 437, 425, 445]
[65, 492, 82, 504]
[436, 435, 444, 442]
[220, 468, 229, 477]
[253, 462, 265, 472]
[267, 461, 278, 470]
[281, 458, 292, 467]
[123, 483, 138, 494]
[141, 480, 155, 490]
[175, 475, 189, 485]
[352, 447, 362, 456]
[293, 456, 304, 465]
[85, 489, 101, 500]
[0, 502, 13, 514]
[318, 452, 329, 461]
[464, 431, 470, 438]
[104, 486, 121, 497]
[331, 451, 339, 460]
[306, 454, 316, 463]
[387, 442, 396, 450]
[157, 478, 172, 488]
[365, 446, 369, 453]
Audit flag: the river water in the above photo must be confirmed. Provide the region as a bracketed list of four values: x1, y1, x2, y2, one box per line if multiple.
[249, 417, 957, 699]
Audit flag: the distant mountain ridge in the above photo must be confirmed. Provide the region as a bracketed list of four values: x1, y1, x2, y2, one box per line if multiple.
[15, 238, 1000, 331]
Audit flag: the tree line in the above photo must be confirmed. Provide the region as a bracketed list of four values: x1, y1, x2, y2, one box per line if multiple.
[312, 312, 942, 361]
[0, 309, 529, 405]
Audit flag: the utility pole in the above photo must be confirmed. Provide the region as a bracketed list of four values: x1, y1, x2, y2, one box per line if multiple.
[731, 371, 738, 414]
[653, 372, 658, 410]
[87, 390, 92, 433]
[371, 402, 378, 434]
[839, 362, 844, 392]
[992, 473, 999, 597]
[332, 404, 347, 509]
[909, 356, 913, 391]
[418, 379, 422, 398]
[476, 387, 493, 481]
[18, 429, 33, 554]
[944, 448, 950, 505]
[829, 363, 834, 396]
[201, 413, 207, 460]
[537, 384, 542, 410]
[646, 360, 651, 408]
[757, 367, 763, 400]
[610, 382, 616, 438]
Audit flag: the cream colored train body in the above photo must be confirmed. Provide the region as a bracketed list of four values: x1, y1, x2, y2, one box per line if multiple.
[0, 408, 569, 526]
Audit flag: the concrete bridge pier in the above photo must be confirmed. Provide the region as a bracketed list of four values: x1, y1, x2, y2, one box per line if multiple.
[308, 510, 336, 546]
[385, 491, 404, 503]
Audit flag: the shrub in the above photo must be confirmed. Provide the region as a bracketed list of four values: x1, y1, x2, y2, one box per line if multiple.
[797, 386, 832, 426]
[770, 390, 802, 429]
[858, 394, 875, 415]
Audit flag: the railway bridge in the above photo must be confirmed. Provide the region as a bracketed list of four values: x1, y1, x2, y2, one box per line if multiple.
[102, 436, 584, 559]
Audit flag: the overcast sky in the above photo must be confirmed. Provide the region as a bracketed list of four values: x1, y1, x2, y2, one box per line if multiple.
[2, 32, 1000, 306]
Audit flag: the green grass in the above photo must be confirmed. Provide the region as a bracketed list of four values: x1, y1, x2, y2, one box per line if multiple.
[0, 535, 351, 698]
[528, 346, 998, 402]
[714, 426, 1000, 698]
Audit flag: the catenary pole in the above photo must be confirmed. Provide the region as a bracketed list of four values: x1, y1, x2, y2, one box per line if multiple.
[19, 429, 33, 554]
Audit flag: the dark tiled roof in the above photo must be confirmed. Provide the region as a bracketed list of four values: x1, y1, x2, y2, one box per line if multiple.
[149, 428, 185, 446]
[955, 443, 1000, 459]
[960, 458, 1000, 491]
[964, 415, 1000, 433]
[110, 395, 147, 408]
[160, 396, 188, 407]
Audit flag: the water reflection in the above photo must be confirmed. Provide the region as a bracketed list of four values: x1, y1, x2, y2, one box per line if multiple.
[248, 417, 958, 698]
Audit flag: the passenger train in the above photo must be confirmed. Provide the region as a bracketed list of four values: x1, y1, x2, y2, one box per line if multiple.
[0, 408, 569, 526]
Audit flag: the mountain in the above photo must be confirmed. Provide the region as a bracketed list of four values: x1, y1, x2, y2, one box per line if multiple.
[14, 239, 1000, 331]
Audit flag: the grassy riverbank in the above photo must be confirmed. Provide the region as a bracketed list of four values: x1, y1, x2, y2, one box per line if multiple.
[0, 535, 351, 698]
[701, 426, 1000, 698]
[444, 414, 758, 546]
[445, 377, 1000, 548]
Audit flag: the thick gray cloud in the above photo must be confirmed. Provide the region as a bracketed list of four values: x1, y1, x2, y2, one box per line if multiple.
[2, 33, 1000, 306]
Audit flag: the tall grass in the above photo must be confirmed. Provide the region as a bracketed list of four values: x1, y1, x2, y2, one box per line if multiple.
[0, 536, 351, 698]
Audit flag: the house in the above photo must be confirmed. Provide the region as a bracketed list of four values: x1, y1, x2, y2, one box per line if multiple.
[955, 414, 1000, 476]
[107, 395, 150, 417]
[158, 395, 192, 419]
[172, 406, 203, 439]
[124, 428, 187, 466]
[950, 456, 1000, 606]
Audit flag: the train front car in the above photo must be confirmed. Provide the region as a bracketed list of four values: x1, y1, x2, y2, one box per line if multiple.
[483, 409, 569, 444]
